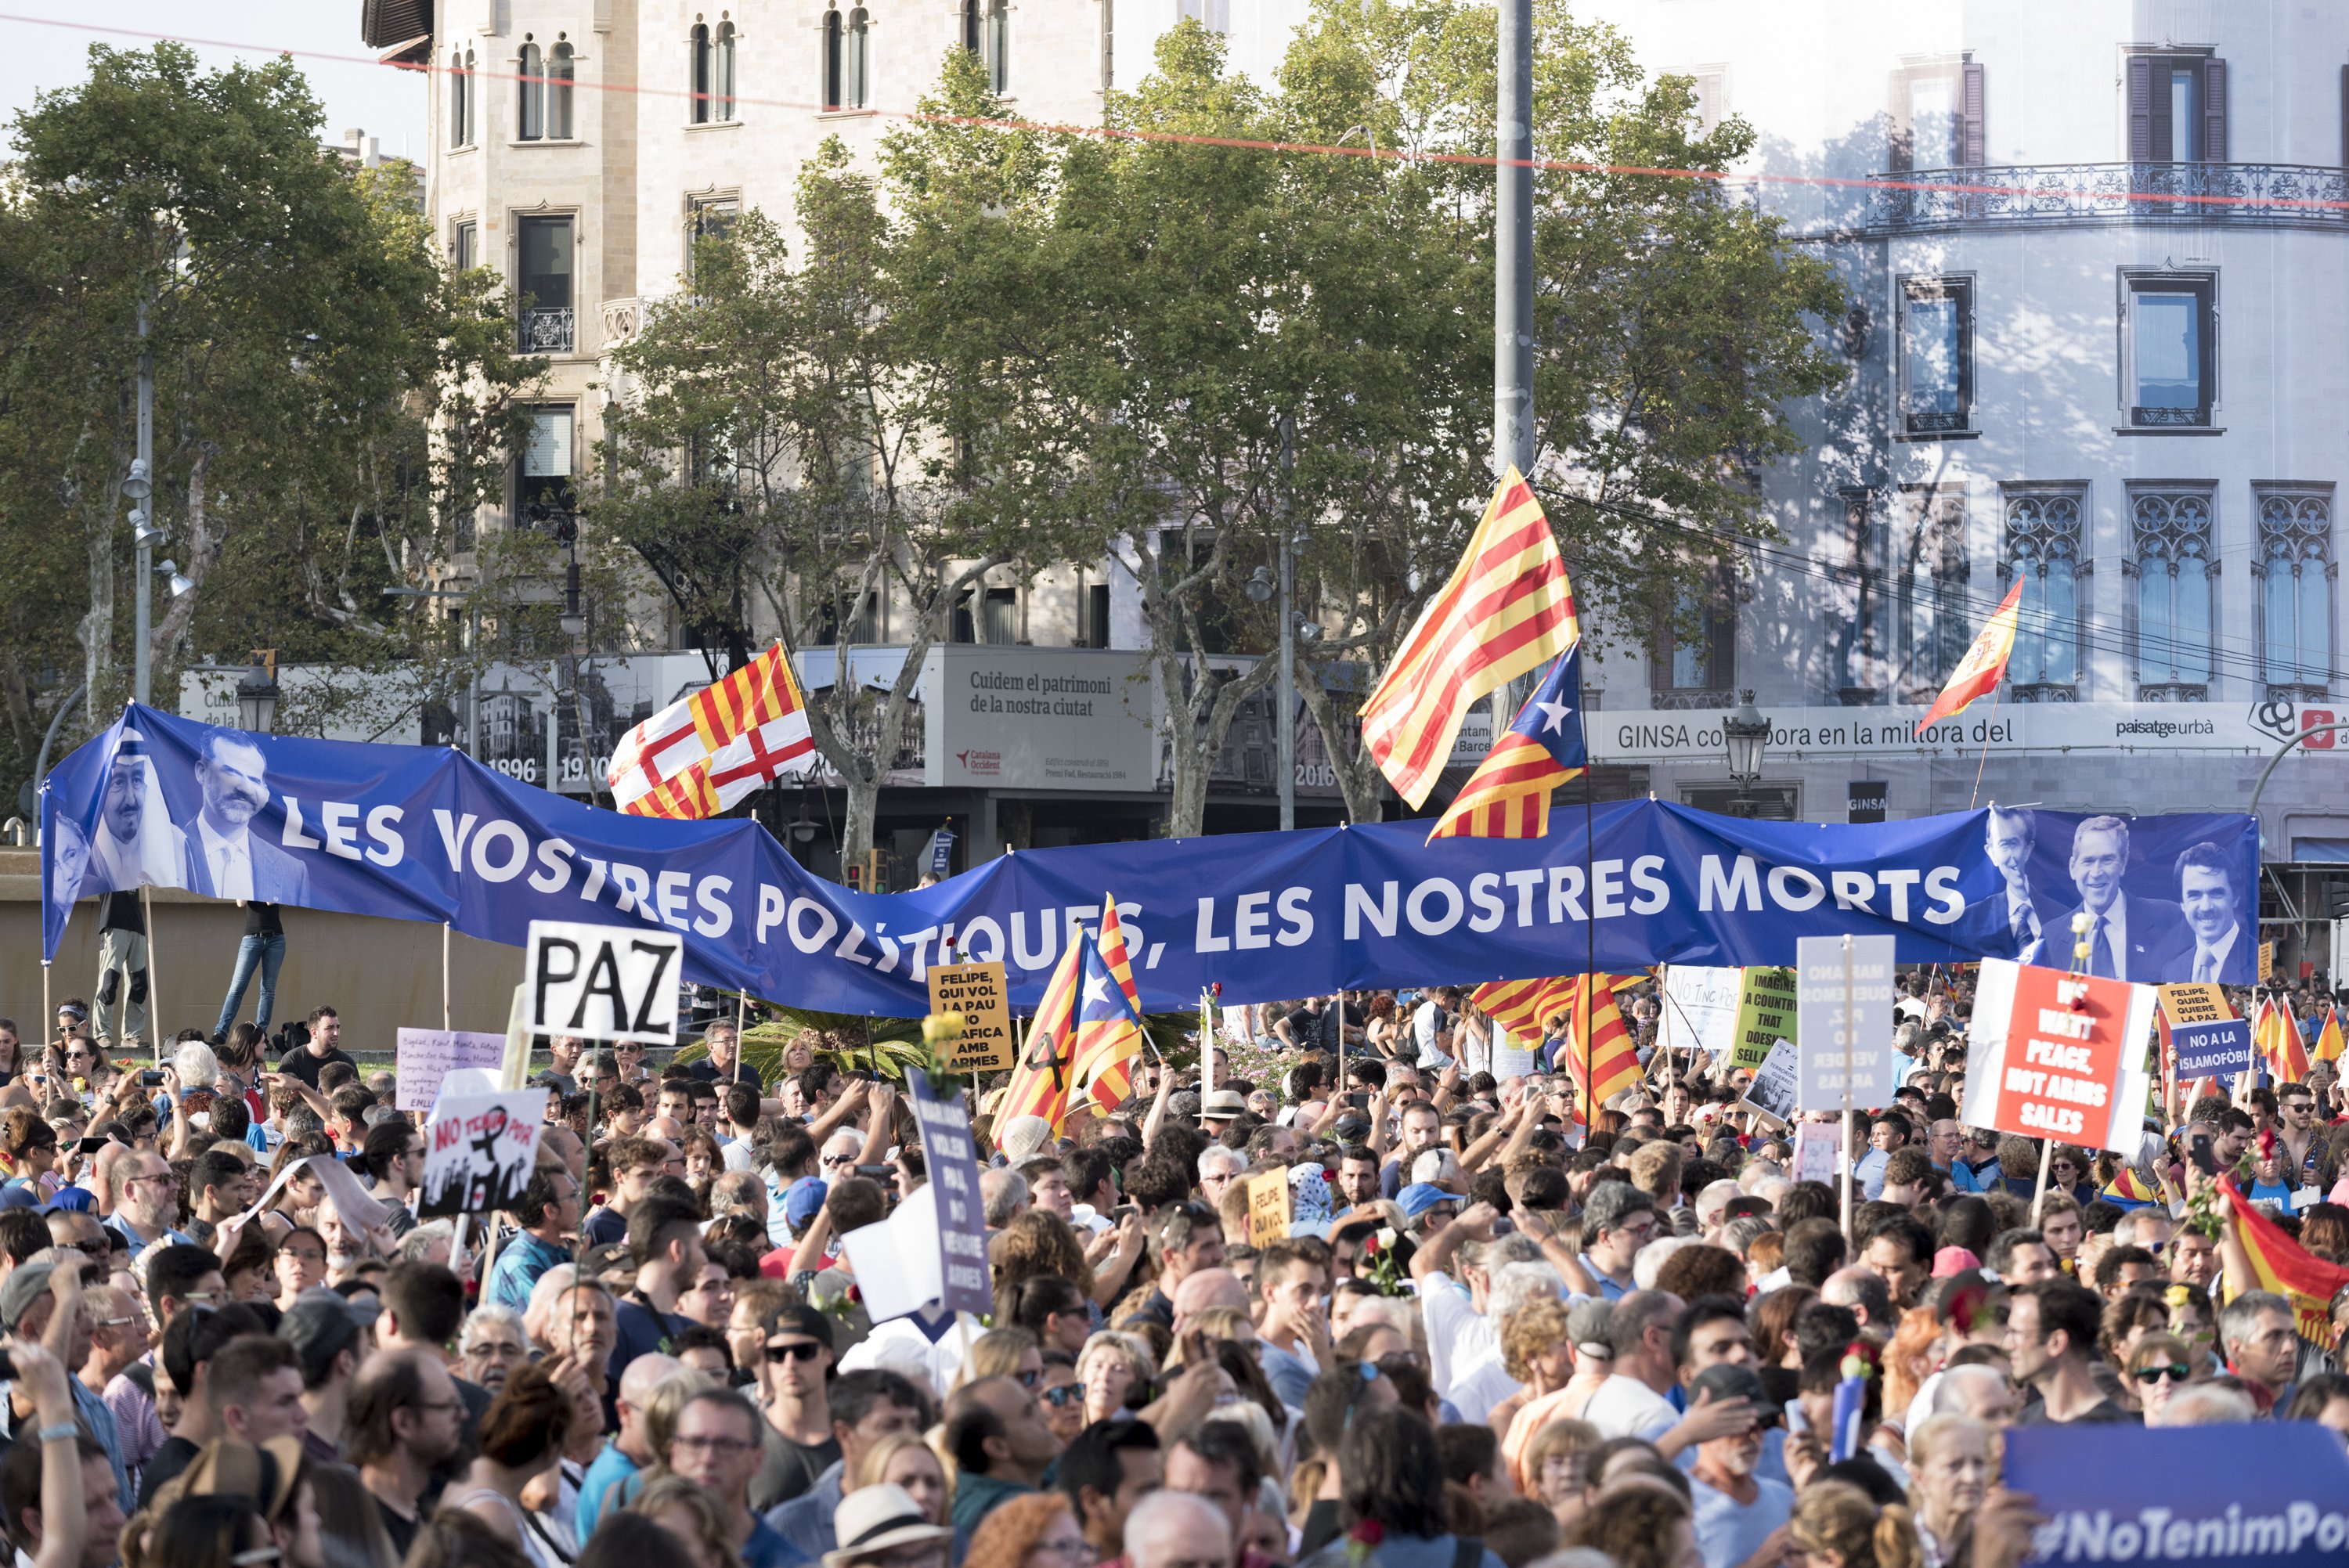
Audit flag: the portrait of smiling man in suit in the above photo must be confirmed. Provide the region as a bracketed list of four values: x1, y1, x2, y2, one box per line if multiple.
[2051, 814, 2184, 982]
[182, 728, 312, 904]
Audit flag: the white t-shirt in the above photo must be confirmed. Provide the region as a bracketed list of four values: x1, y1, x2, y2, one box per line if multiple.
[1446, 1351, 1524, 1427]
[1419, 1272, 1490, 1400]
[1581, 1373, 1681, 1444]
[1414, 1000, 1453, 1068]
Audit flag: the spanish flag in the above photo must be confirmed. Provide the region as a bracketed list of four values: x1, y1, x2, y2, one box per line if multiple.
[2315, 1007, 2345, 1065]
[2219, 1177, 2349, 1350]
[1913, 579, 2022, 737]
[2256, 996, 2311, 1083]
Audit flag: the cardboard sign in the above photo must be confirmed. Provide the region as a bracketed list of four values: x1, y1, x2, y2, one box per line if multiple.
[1491, 1031, 1537, 1080]
[1732, 967, 1799, 1071]
[927, 961, 1012, 1072]
[2158, 983, 2229, 1027]
[419, 1088, 549, 1217]
[2259, 938, 2275, 981]
[840, 1185, 944, 1323]
[1740, 1039, 1800, 1126]
[2003, 1422, 2349, 1566]
[1792, 1119, 1842, 1184]
[522, 920, 682, 1044]
[1960, 958, 2157, 1152]
[2161, 987, 2253, 1083]
[1247, 1166, 1293, 1246]
[1795, 935, 1897, 1111]
[394, 1028, 510, 1112]
[1659, 966, 1741, 1062]
[906, 1068, 992, 1315]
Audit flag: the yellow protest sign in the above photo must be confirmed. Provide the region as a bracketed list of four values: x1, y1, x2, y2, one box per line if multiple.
[2259, 940, 2275, 982]
[1732, 967, 1799, 1072]
[927, 961, 1012, 1072]
[2157, 982, 2231, 1028]
[1247, 1166, 1292, 1247]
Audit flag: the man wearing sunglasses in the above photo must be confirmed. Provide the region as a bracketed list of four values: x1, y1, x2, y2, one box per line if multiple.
[763, 1369, 931, 1559]
[749, 1305, 837, 1511]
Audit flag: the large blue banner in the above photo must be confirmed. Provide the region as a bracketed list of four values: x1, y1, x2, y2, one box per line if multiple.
[42, 705, 2260, 1017]
[2004, 1423, 2349, 1565]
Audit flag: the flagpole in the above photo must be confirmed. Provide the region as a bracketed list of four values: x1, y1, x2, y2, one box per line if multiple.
[1967, 679, 2004, 810]
[1579, 653, 1596, 1105]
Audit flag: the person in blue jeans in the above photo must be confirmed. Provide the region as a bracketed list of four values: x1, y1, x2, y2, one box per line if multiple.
[215, 900, 285, 1039]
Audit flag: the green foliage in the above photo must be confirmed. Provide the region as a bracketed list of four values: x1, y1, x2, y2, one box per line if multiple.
[0, 41, 536, 791]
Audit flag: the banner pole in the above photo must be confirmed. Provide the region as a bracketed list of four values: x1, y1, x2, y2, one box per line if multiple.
[442, 922, 453, 1030]
[142, 885, 160, 1067]
[1839, 934, 1854, 1242]
[733, 989, 747, 1084]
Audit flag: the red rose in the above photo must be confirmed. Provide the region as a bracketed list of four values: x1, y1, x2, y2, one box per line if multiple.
[1349, 1522, 1386, 1548]
[847, 1284, 864, 1304]
[1362, 1235, 1380, 1255]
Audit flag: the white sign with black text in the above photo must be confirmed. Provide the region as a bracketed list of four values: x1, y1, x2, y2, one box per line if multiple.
[1795, 934, 1897, 1112]
[523, 920, 684, 1044]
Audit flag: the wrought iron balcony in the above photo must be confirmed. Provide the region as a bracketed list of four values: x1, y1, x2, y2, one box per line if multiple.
[519, 305, 576, 354]
[1875, 162, 2349, 232]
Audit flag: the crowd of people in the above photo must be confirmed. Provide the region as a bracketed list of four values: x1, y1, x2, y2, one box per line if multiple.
[0, 968, 2339, 1568]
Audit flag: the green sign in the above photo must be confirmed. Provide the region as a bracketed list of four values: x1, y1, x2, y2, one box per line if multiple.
[1732, 966, 1799, 1071]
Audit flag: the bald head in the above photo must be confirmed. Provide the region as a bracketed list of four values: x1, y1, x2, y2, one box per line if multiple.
[619, 1352, 683, 1408]
[1171, 1267, 1249, 1323]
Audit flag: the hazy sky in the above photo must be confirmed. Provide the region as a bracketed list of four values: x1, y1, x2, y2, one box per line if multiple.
[0, 3, 428, 155]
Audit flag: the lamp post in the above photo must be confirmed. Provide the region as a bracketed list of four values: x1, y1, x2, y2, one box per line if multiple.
[1724, 690, 1769, 818]
[236, 654, 280, 734]
[129, 297, 154, 705]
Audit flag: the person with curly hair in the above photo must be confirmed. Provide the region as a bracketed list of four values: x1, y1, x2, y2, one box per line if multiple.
[960, 1491, 1081, 1568]
[993, 1212, 1097, 1307]
[1483, 1298, 1575, 1447]
[1561, 1479, 1694, 1568]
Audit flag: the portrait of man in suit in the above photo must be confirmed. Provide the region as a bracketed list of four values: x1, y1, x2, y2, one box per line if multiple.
[88, 727, 186, 892]
[2152, 841, 2246, 985]
[182, 728, 312, 905]
[2053, 815, 2184, 982]
[1969, 804, 2059, 964]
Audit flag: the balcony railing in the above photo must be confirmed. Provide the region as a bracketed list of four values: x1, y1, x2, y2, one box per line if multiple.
[1875, 162, 2349, 232]
[520, 305, 576, 354]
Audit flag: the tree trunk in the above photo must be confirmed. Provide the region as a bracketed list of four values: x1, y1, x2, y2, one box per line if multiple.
[841, 766, 882, 872]
[1294, 666, 1387, 824]
[78, 495, 117, 730]
[1153, 644, 1280, 838]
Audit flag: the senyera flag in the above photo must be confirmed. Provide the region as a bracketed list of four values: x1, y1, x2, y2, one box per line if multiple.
[1428, 642, 1587, 842]
[608, 642, 815, 819]
[1912, 578, 2023, 737]
[1361, 467, 1579, 809]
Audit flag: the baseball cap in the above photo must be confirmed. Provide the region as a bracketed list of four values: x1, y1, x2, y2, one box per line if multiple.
[0, 1188, 41, 1212]
[0, 1260, 56, 1331]
[39, 1188, 94, 1216]
[785, 1178, 830, 1231]
[1396, 1183, 1459, 1222]
[1689, 1361, 1774, 1423]
[1333, 1113, 1373, 1141]
[764, 1302, 836, 1349]
[278, 1289, 368, 1379]
[1566, 1299, 1615, 1358]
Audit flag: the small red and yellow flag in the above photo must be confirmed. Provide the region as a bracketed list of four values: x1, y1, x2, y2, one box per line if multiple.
[1914, 579, 2023, 737]
[2256, 996, 2311, 1083]
[2315, 1007, 2345, 1065]
[1568, 975, 1643, 1108]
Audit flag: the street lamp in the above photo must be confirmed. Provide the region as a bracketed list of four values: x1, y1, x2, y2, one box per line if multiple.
[236, 657, 280, 734]
[1724, 690, 1769, 818]
[385, 586, 482, 757]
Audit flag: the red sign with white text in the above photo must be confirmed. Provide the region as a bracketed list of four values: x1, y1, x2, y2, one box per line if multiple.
[1986, 964, 2132, 1147]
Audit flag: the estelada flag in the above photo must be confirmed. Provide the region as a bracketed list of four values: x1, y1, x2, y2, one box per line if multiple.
[2219, 1176, 2349, 1350]
[1427, 643, 1587, 842]
[608, 642, 815, 818]
[1913, 578, 2023, 737]
[996, 928, 1090, 1137]
[1072, 897, 1146, 1112]
[1071, 936, 1149, 1118]
[1361, 467, 1579, 809]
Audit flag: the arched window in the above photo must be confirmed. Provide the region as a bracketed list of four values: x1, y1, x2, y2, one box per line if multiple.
[464, 49, 478, 142]
[986, 0, 1007, 92]
[691, 23, 713, 123]
[847, 8, 871, 108]
[518, 39, 544, 139]
[449, 48, 469, 146]
[822, 9, 843, 110]
[548, 41, 575, 138]
[714, 21, 738, 120]
[963, 0, 981, 54]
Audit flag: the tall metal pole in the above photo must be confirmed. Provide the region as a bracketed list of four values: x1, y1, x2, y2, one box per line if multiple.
[1276, 414, 1297, 831]
[133, 298, 154, 706]
[1494, 0, 1536, 478]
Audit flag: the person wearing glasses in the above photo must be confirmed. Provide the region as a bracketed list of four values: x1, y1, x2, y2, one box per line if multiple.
[2119, 1332, 2196, 1426]
[668, 1387, 799, 1568]
[346, 1347, 470, 1559]
[2274, 1080, 2336, 1197]
[746, 1304, 837, 1512]
[108, 1152, 194, 1251]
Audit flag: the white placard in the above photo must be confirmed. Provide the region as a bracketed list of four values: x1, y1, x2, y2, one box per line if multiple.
[1792, 1119, 1843, 1184]
[1658, 966, 1741, 1062]
[1740, 1039, 1800, 1126]
[420, 1088, 550, 1217]
[1795, 935, 1897, 1111]
[839, 1184, 943, 1323]
[523, 920, 684, 1044]
[395, 1029, 510, 1112]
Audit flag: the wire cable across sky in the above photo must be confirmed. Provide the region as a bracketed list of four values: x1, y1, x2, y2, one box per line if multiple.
[9, 9, 2349, 216]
